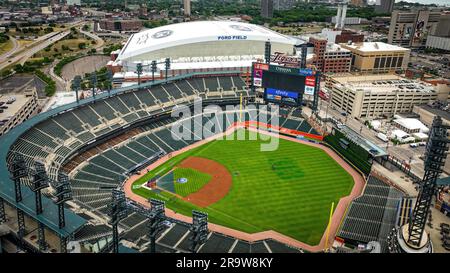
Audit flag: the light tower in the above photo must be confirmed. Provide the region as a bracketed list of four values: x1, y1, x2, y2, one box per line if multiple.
[388, 116, 449, 253]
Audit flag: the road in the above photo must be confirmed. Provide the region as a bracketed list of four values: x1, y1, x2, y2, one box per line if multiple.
[0, 31, 71, 71]
[0, 20, 84, 71]
[0, 36, 19, 61]
[79, 23, 105, 50]
[46, 60, 68, 92]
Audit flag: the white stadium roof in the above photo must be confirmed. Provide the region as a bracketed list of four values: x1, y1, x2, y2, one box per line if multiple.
[117, 21, 299, 61]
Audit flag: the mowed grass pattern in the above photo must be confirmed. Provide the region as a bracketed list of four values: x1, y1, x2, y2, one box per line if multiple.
[133, 130, 354, 245]
[173, 168, 212, 197]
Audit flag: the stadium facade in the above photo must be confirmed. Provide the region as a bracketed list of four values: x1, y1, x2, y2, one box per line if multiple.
[109, 21, 305, 85]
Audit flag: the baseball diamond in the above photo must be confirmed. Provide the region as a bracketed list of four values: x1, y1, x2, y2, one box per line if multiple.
[129, 128, 358, 246]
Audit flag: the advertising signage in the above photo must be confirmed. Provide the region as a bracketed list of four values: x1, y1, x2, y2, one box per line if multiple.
[252, 63, 269, 87]
[299, 68, 315, 76]
[304, 75, 316, 96]
[266, 88, 299, 105]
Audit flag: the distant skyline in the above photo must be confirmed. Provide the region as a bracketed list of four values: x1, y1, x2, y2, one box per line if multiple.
[395, 0, 450, 6]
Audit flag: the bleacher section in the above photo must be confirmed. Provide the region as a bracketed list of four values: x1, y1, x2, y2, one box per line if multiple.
[119, 221, 303, 253]
[337, 176, 403, 252]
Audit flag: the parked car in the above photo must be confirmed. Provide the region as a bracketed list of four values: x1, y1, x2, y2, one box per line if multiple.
[410, 143, 419, 148]
[377, 133, 389, 142]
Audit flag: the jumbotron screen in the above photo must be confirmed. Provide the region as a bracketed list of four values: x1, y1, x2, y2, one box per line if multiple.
[262, 71, 306, 93]
[252, 63, 317, 106]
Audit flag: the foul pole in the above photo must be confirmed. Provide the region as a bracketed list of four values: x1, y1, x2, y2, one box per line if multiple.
[325, 202, 335, 251]
[239, 93, 243, 123]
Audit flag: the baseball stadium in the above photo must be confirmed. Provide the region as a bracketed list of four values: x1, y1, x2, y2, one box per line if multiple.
[1, 69, 408, 254]
[0, 22, 424, 254]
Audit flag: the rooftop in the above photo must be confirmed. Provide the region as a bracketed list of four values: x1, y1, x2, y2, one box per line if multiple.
[338, 124, 388, 157]
[394, 118, 429, 132]
[117, 20, 299, 61]
[341, 42, 410, 53]
[418, 104, 450, 122]
[0, 93, 33, 126]
[332, 74, 436, 94]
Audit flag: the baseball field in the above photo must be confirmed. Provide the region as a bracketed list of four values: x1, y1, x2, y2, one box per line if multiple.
[132, 129, 355, 245]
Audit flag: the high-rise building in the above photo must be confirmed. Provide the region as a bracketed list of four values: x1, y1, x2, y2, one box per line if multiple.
[309, 36, 352, 74]
[261, 0, 274, 19]
[388, 10, 443, 48]
[374, 0, 394, 14]
[425, 13, 450, 51]
[183, 0, 191, 16]
[273, 0, 295, 11]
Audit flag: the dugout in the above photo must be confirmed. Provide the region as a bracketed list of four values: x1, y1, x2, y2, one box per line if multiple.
[324, 125, 387, 175]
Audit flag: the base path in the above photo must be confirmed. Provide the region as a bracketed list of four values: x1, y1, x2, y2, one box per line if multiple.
[123, 125, 365, 252]
[179, 156, 232, 207]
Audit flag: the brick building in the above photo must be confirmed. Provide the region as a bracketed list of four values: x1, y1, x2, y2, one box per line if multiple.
[99, 19, 143, 32]
[309, 36, 352, 73]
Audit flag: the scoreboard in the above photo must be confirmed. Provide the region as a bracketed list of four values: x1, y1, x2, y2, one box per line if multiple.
[252, 62, 318, 107]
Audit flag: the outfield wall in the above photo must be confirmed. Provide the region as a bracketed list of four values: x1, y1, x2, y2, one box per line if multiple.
[324, 129, 372, 175]
[243, 120, 324, 141]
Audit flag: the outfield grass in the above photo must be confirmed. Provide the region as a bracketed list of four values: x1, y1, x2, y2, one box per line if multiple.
[132, 130, 354, 245]
[173, 168, 212, 197]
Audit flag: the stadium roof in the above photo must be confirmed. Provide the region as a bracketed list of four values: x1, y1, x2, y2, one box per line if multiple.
[117, 21, 299, 61]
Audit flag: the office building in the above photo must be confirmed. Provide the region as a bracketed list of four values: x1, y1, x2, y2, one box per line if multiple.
[388, 10, 443, 48]
[261, 0, 274, 19]
[183, 0, 191, 17]
[340, 42, 410, 73]
[374, 0, 394, 14]
[325, 74, 443, 119]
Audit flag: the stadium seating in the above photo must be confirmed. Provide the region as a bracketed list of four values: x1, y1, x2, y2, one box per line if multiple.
[6, 74, 327, 253]
[337, 176, 403, 252]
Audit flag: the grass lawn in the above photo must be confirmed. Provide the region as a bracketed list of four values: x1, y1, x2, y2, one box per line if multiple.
[173, 167, 212, 197]
[0, 39, 13, 55]
[132, 129, 354, 245]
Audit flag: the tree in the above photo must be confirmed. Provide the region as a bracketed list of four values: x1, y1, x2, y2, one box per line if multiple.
[78, 42, 86, 49]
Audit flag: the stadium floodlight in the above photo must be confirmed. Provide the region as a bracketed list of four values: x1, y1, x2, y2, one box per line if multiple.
[148, 199, 166, 253]
[31, 161, 50, 215]
[151, 60, 157, 82]
[72, 75, 82, 103]
[51, 172, 73, 231]
[164, 58, 171, 80]
[313, 71, 321, 112]
[189, 210, 208, 253]
[265, 40, 271, 64]
[108, 189, 129, 253]
[0, 197, 5, 224]
[9, 153, 28, 240]
[90, 72, 97, 99]
[107, 70, 113, 95]
[136, 62, 143, 88]
[9, 153, 27, 203]
[389, 116, 449, 253]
